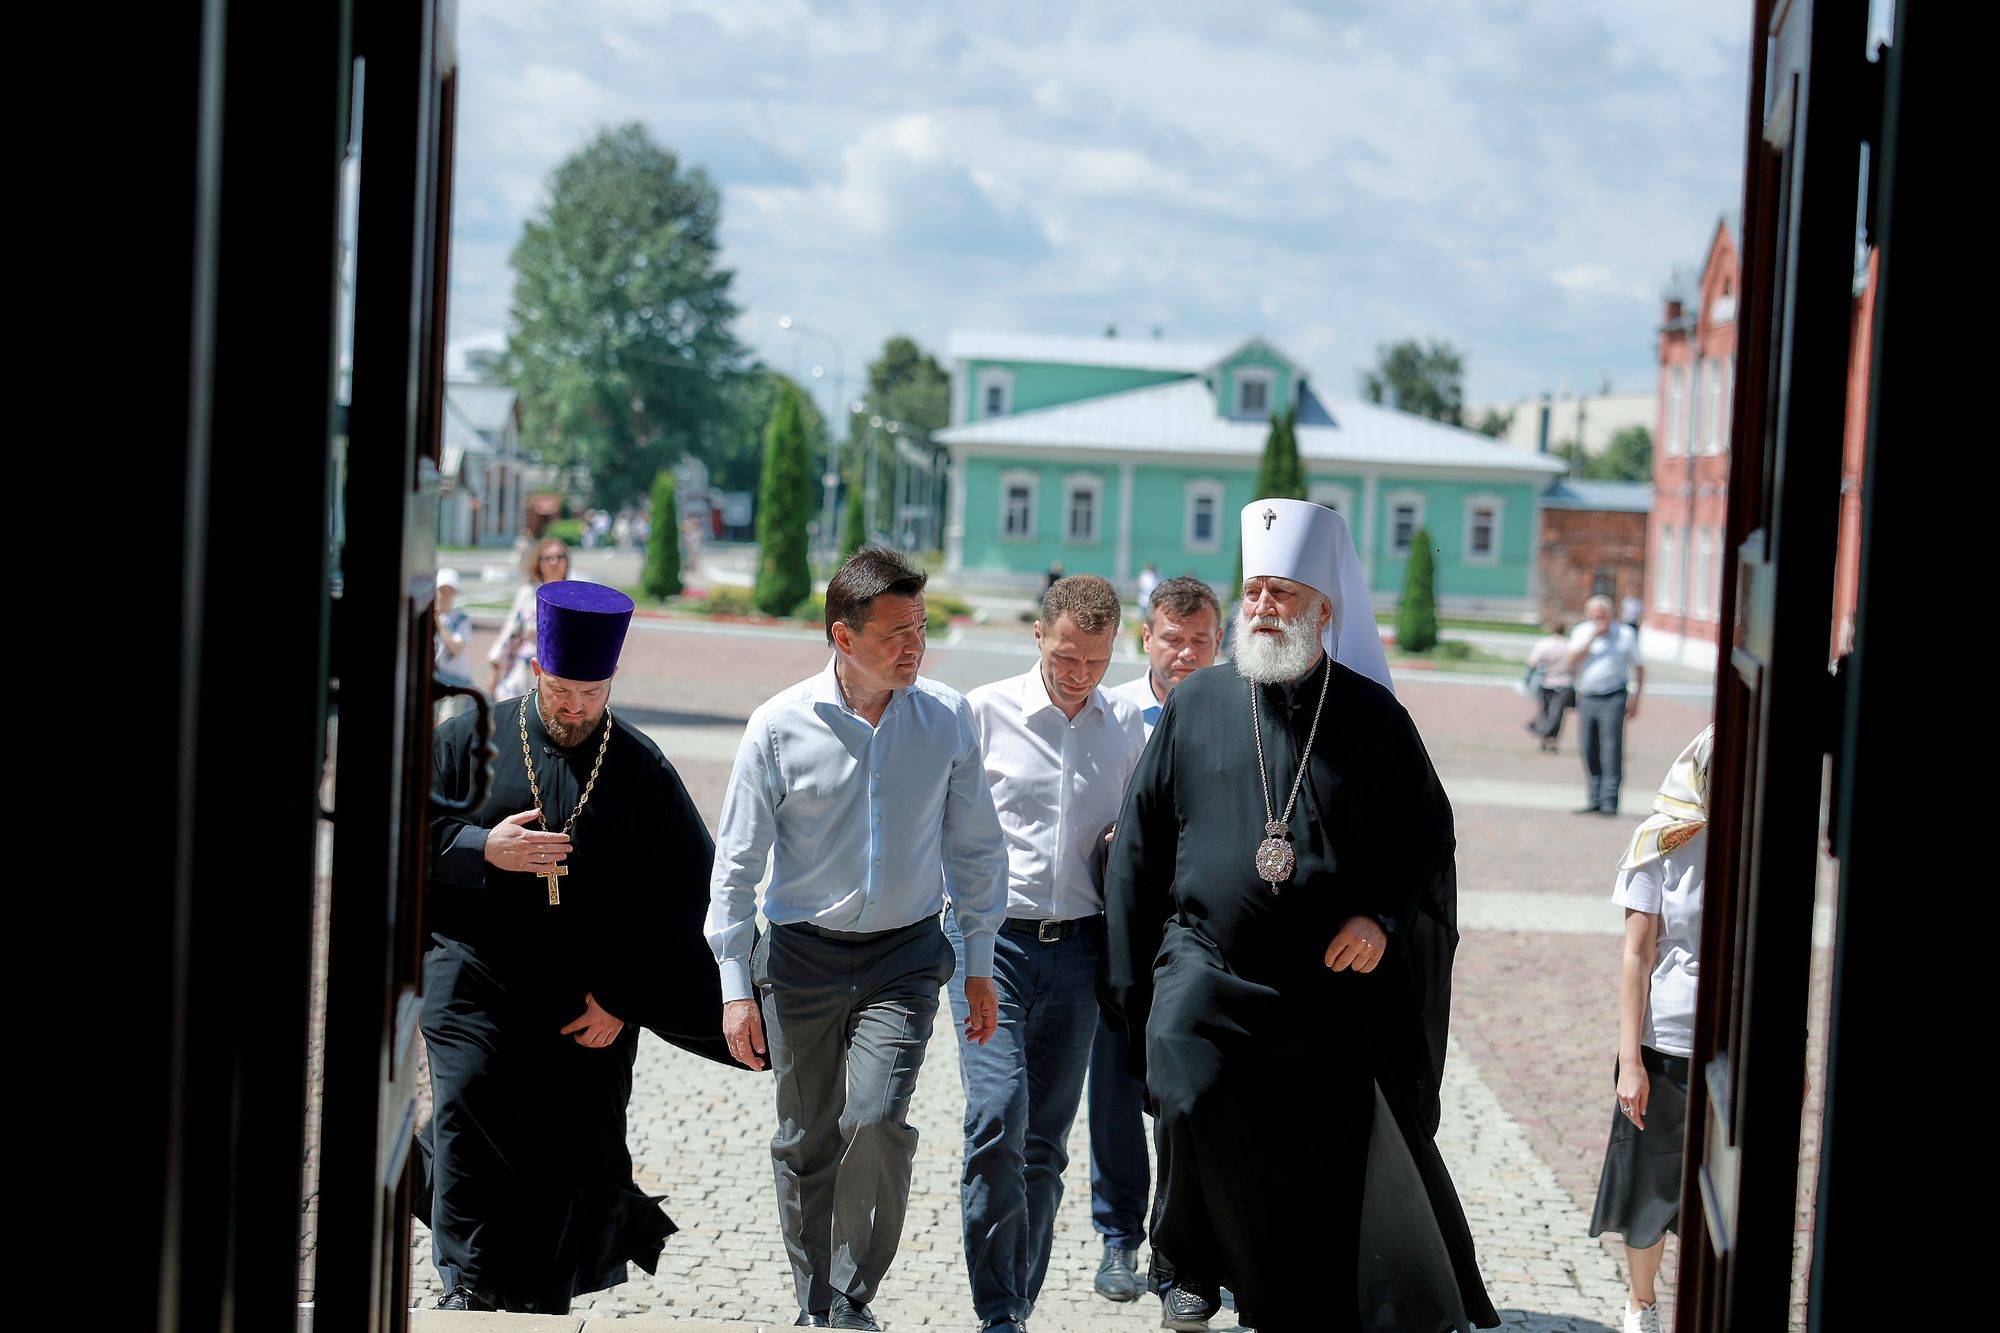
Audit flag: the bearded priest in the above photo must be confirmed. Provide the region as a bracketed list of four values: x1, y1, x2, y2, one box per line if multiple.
[1100, 500, 1498, 1332]
[417, 580, 741, 1314]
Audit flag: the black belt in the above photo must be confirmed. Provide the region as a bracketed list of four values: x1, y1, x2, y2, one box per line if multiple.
[1003, 915, 1103, 943]
[776, 917, 935, 945]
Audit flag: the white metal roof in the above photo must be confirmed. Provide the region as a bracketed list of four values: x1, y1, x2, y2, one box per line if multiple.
[446, 378, 519, 436]
[938, 378, 1566, 474]
[946, 331, 1235, 374]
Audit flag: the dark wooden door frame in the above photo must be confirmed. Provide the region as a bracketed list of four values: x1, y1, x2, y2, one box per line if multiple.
[1678, 0, 1867, 1327]
[315, 0, 459, 1328]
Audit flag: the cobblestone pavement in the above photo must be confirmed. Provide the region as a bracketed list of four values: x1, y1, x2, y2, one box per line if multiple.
[358, 590, 1827, 1330]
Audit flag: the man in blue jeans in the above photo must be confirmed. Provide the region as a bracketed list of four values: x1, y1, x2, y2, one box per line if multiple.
[1567, 595, 1646, 816]
[948, 575, 1149, 1333]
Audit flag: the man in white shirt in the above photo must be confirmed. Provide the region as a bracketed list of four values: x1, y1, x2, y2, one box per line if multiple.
[1567, 594, 1646, 816]
[707, 548, 1009, 1332]
[1091, 576, 1221, 1307]
[950, 575, 1149, 1333]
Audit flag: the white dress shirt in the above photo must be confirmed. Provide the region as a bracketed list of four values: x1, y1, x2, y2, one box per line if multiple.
[706, 657, 1009, 1003]
[1106, 671, 1168, 738]
[966, 667, 1149, 922]
[1570, 620, 1643, 696]
[1611, 828, 1705, 1058]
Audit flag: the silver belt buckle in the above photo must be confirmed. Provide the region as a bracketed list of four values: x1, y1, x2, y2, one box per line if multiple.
[1037, 919, 1062, 943]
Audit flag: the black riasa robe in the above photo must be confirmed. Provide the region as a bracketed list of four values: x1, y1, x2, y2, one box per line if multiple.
[416, 695, 738, 1313]
[1101, 655, 1498, 1332]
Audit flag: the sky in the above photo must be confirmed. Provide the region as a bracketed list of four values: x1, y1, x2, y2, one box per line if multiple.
[444, 0, 1757, 423]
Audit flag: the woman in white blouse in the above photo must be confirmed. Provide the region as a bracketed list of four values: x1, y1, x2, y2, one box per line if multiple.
[487, 535, 569, 700]
[1588, 725, 1713, 1333]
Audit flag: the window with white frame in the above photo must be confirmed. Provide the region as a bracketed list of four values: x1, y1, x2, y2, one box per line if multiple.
[1705, 359, 1723, 453]
[1656, 525, 1679, 612]
[1709, 526, 1725, 615]
[999, 469, 1038, 541]
[1063, 473, 1103, 544]
[1386, 491, 1426, 557]
[1686, 363, 1702, 454]
[1692, 526, 1713, 616]
[1665, 366, 1685, 457]
[1185, 479, 1225, 552]
[1462, 495, 1503, 566]
[1711, 361, 1731, 455]
[1234, 367, 1275, 418]
[1308, 482, 1353, 515]
[975, 367, 1015, 419]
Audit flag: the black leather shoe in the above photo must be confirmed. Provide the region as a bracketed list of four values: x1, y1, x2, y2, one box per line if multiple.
[979, 1318, 1027, 1333]
[1161, 1278, 1221, 1331]
[829, 1295, 881, 1330]
[435, 1285, 497, 1311]
[1095, 1243, 1141, 1301]
[794, 1314, 831, 1328]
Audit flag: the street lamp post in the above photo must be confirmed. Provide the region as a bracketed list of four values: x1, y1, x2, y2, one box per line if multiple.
[778, 315, 844, 563]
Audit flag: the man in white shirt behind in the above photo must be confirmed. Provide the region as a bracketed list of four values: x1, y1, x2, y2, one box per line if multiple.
[1091, 575, 1221, 1307]
[707, 548, 1009, 1332]
[948, 575, 1149, 1333]
[1567, 594, 1647, 817]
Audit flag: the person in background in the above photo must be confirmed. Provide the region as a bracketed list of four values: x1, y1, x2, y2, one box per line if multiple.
[435, 568, 474, 719]
[490, 537, 570, 701]
[1524, 619, 1575, 753]
[1566, 596, 1645, 816]
[1588, 726, 1714, 1333]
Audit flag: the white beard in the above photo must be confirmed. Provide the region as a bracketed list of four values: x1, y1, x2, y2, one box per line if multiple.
[1235, 603, 1325, 684]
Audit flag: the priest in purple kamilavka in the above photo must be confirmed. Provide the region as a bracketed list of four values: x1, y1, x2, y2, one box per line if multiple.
[417, 581, 739, 1314]
[1101, 500, 1498, 1332]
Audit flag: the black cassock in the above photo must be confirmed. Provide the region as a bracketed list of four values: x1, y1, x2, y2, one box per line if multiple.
[1102, 656, 1499, 1332]
[416, 696, 738, 1313]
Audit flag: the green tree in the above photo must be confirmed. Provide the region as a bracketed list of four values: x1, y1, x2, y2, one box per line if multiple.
[754, 386, 813, 615]
[711, 366, 827, 494]
[642, 469, 682, 599]
[505, 123, 744, 508]
[850, 337, 950, 538]
[1397, 527, 1441, 653]
[1551, 425, 1655, 482]
[1360, 340, 1467, 426]
[1472, 406, 1516, 439]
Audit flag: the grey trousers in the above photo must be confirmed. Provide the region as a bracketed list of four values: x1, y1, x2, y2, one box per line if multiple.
[753, 916, 956, 1314]
[1579, 688, 1628, 813]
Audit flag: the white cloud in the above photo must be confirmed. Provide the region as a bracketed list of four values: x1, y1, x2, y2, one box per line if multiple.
[447, 0, 1753, 407]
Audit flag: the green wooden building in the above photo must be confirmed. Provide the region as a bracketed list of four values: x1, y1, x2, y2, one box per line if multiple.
[938, 332, 1564, 616]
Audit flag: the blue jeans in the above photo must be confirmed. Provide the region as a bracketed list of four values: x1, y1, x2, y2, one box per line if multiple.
[1579, 688, 1628, 813]
[945, 912, 1102, 1324]
[1087, 1017, 1151, 1251]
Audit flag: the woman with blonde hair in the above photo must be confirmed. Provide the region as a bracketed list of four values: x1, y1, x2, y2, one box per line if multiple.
[487, 535, 569, 699]
[1589, 724, 1713, 1333]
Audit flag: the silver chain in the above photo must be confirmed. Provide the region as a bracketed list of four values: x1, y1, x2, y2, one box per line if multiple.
[1252, 660, 1333, 835]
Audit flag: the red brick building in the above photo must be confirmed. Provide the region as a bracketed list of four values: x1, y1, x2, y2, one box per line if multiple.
[1537, 479, 1652, 630]
[1644, 215, 1876, 665]
[1644, 217, 1738, 663]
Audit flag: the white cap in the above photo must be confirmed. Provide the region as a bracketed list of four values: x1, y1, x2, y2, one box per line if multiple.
[436, 568, 461, 591]
[1239, 498, 1395, 694]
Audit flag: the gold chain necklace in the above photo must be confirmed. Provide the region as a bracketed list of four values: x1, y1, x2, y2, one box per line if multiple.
[1251, 660, 1332, 892]
[518, 691, 612, 905]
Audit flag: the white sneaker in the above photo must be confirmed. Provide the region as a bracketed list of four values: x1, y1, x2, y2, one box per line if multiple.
[1622, 1303, 1662, 1333]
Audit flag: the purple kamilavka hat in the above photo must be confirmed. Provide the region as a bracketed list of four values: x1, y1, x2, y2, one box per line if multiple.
[536, 580, 635, 681]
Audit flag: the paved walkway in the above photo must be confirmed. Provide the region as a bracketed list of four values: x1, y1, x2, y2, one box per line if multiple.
[372, 599, 1746, 1331]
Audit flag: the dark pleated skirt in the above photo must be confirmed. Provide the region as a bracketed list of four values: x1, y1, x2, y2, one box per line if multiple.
[1589, 1046, 1689, 1249]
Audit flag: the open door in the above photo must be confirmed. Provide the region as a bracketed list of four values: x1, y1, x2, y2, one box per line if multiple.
[1677, 0, 1867, 1328]
[312, 1, 462, 1329]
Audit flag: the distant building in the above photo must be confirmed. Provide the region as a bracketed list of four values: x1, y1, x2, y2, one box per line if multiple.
[438, 377, 528, 546]
[1537, 479, 1653, 629]
[1644, 216, 1740, 664]
[937, 331, 1563, 616]
[1470, 387, 1657, 460]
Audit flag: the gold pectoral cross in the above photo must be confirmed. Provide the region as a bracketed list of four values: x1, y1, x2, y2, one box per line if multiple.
[539, 863, 568, 905]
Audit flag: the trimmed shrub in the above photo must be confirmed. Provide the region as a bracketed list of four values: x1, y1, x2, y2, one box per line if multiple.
[1397, 527, 1441, 653]
[641, 470, 682, 599]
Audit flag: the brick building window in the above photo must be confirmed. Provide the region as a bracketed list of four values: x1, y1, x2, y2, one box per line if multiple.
[1656, 525, 1679, 612]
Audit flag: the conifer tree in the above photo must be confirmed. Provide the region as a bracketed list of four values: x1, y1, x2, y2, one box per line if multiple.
[754, 386, 813, 616]
[1398, 526, 1441, 653]
[642, 468, 682, 599]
